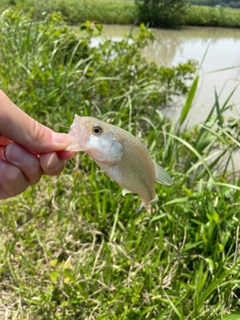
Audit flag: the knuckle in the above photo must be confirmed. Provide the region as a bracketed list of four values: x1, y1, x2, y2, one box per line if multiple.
[0, 161, 21, 183]
[28, 118, 51, 145]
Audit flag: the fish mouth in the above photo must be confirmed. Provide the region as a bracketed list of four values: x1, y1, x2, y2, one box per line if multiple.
[66, 115, 90, 152]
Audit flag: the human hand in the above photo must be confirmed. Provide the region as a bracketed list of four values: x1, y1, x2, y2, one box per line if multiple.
[0, 90, 75, 199]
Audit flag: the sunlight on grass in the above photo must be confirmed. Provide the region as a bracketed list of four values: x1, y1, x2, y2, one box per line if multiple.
[0, 9, 240, 320]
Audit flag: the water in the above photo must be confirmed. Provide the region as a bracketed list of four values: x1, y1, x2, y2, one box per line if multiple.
[93, 25, 240, 168]
[96, 25, 240, 126]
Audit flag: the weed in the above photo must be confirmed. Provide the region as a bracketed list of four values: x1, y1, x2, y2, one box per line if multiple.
[0, 10, 240, 320]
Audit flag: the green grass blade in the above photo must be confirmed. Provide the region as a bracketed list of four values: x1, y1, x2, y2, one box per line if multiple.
[219, 127, 240, 147]
[215, 88, 223, 128]
[222, 314, 240, 320]
[179, 75, 199, 126]
[166, 131, 214, 178]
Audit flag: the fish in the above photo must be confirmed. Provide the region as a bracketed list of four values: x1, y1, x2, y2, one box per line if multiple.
[66, 115, 172, 212]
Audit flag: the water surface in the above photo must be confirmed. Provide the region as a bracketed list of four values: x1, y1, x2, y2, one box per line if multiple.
[98, 25, 240, 125]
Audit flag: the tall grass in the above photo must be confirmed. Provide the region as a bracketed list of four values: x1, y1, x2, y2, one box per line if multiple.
[0, 0, 137, 25]
[185, 5, 240, 27]
[0, 10, 240, 320]
[1, 0, 240, 28]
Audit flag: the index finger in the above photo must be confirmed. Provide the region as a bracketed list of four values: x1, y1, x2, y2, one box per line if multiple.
[0, 91, 72, 153]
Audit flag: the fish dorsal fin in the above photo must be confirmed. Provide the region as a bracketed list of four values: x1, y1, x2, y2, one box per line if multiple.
[153, 161, 172, 186]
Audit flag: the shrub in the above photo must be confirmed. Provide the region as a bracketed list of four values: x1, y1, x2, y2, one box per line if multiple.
[1, 9, 240, 319]
[0, 10, 196, 126]
[135, 0, 189, 27]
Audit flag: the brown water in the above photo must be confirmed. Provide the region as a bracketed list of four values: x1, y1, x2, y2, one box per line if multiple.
[93, 25, 240, 126]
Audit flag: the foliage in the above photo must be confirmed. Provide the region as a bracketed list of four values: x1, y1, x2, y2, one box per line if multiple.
[185, 5, 240, 27]
[191, 0, 240, 9]
[0, 9, 240, 320]
[135, 0, 189, 27]
[0, 10, 196, 127]
[1, 0, 240, 28]
[0, 0, 137, 25]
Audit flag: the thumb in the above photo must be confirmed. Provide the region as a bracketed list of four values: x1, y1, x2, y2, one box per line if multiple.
[0, 91, 72, 153]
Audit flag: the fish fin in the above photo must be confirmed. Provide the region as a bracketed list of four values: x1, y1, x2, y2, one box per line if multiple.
[148, 194, 159, 205]
[135, 202, 144, 213]
[135, 194, 159, 214]
[122, 188, 132, 196]
[154, 161, 172, 186]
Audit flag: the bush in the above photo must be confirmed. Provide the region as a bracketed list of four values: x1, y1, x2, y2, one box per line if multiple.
[185, 5, 240, 27]
[0, 0, 137, 25]
[1, 9, 240, 319]
[0, 10, 196, 126]
[135, 0, 189, 27]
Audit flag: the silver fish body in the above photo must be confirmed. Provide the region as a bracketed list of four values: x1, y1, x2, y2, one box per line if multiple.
[66, 115, 172, 212]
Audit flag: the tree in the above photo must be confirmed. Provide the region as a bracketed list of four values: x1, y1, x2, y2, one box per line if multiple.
[135, 0, 189, 28]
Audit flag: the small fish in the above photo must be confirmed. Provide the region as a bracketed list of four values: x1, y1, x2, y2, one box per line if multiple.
[66, 115, 172, 212]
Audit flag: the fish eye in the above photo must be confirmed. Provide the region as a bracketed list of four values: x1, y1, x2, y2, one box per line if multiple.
[92, 126, 102, 135]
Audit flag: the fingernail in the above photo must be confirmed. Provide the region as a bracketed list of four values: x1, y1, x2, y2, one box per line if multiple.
[47, 152, 65, 171]
[51, 132, 73, 145]
[5, 143, 27, 164]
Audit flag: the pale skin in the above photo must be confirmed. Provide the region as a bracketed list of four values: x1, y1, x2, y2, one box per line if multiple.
[0, 90, 75, 199]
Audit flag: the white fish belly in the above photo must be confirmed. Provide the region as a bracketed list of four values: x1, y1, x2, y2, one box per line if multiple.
[97, 148, 156, 204]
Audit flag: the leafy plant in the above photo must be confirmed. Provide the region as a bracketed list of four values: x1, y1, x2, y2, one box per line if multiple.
[0, 10, 196, 127]
[0, 9, 240, 320]
[135, 0, 189, 27]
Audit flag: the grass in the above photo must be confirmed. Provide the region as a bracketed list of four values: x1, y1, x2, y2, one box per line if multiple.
[0, 9, 240, 320]
[0, 0, 137, 25]
[185, 5, 240, 27]
[1, 0, 240, 28]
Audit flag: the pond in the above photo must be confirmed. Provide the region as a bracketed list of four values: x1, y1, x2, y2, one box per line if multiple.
[94, 25, 240, 126]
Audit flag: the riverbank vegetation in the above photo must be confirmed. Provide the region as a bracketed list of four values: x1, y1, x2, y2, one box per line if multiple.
[186, 5, 240, 26]
[192, 0, 240, 9]
[1, 0, 240, 28]
[0, 10, 240, 319]
[135, 0, 189, 27]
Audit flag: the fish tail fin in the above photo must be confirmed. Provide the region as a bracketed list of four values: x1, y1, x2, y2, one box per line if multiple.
[154, 161, 172, 186]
